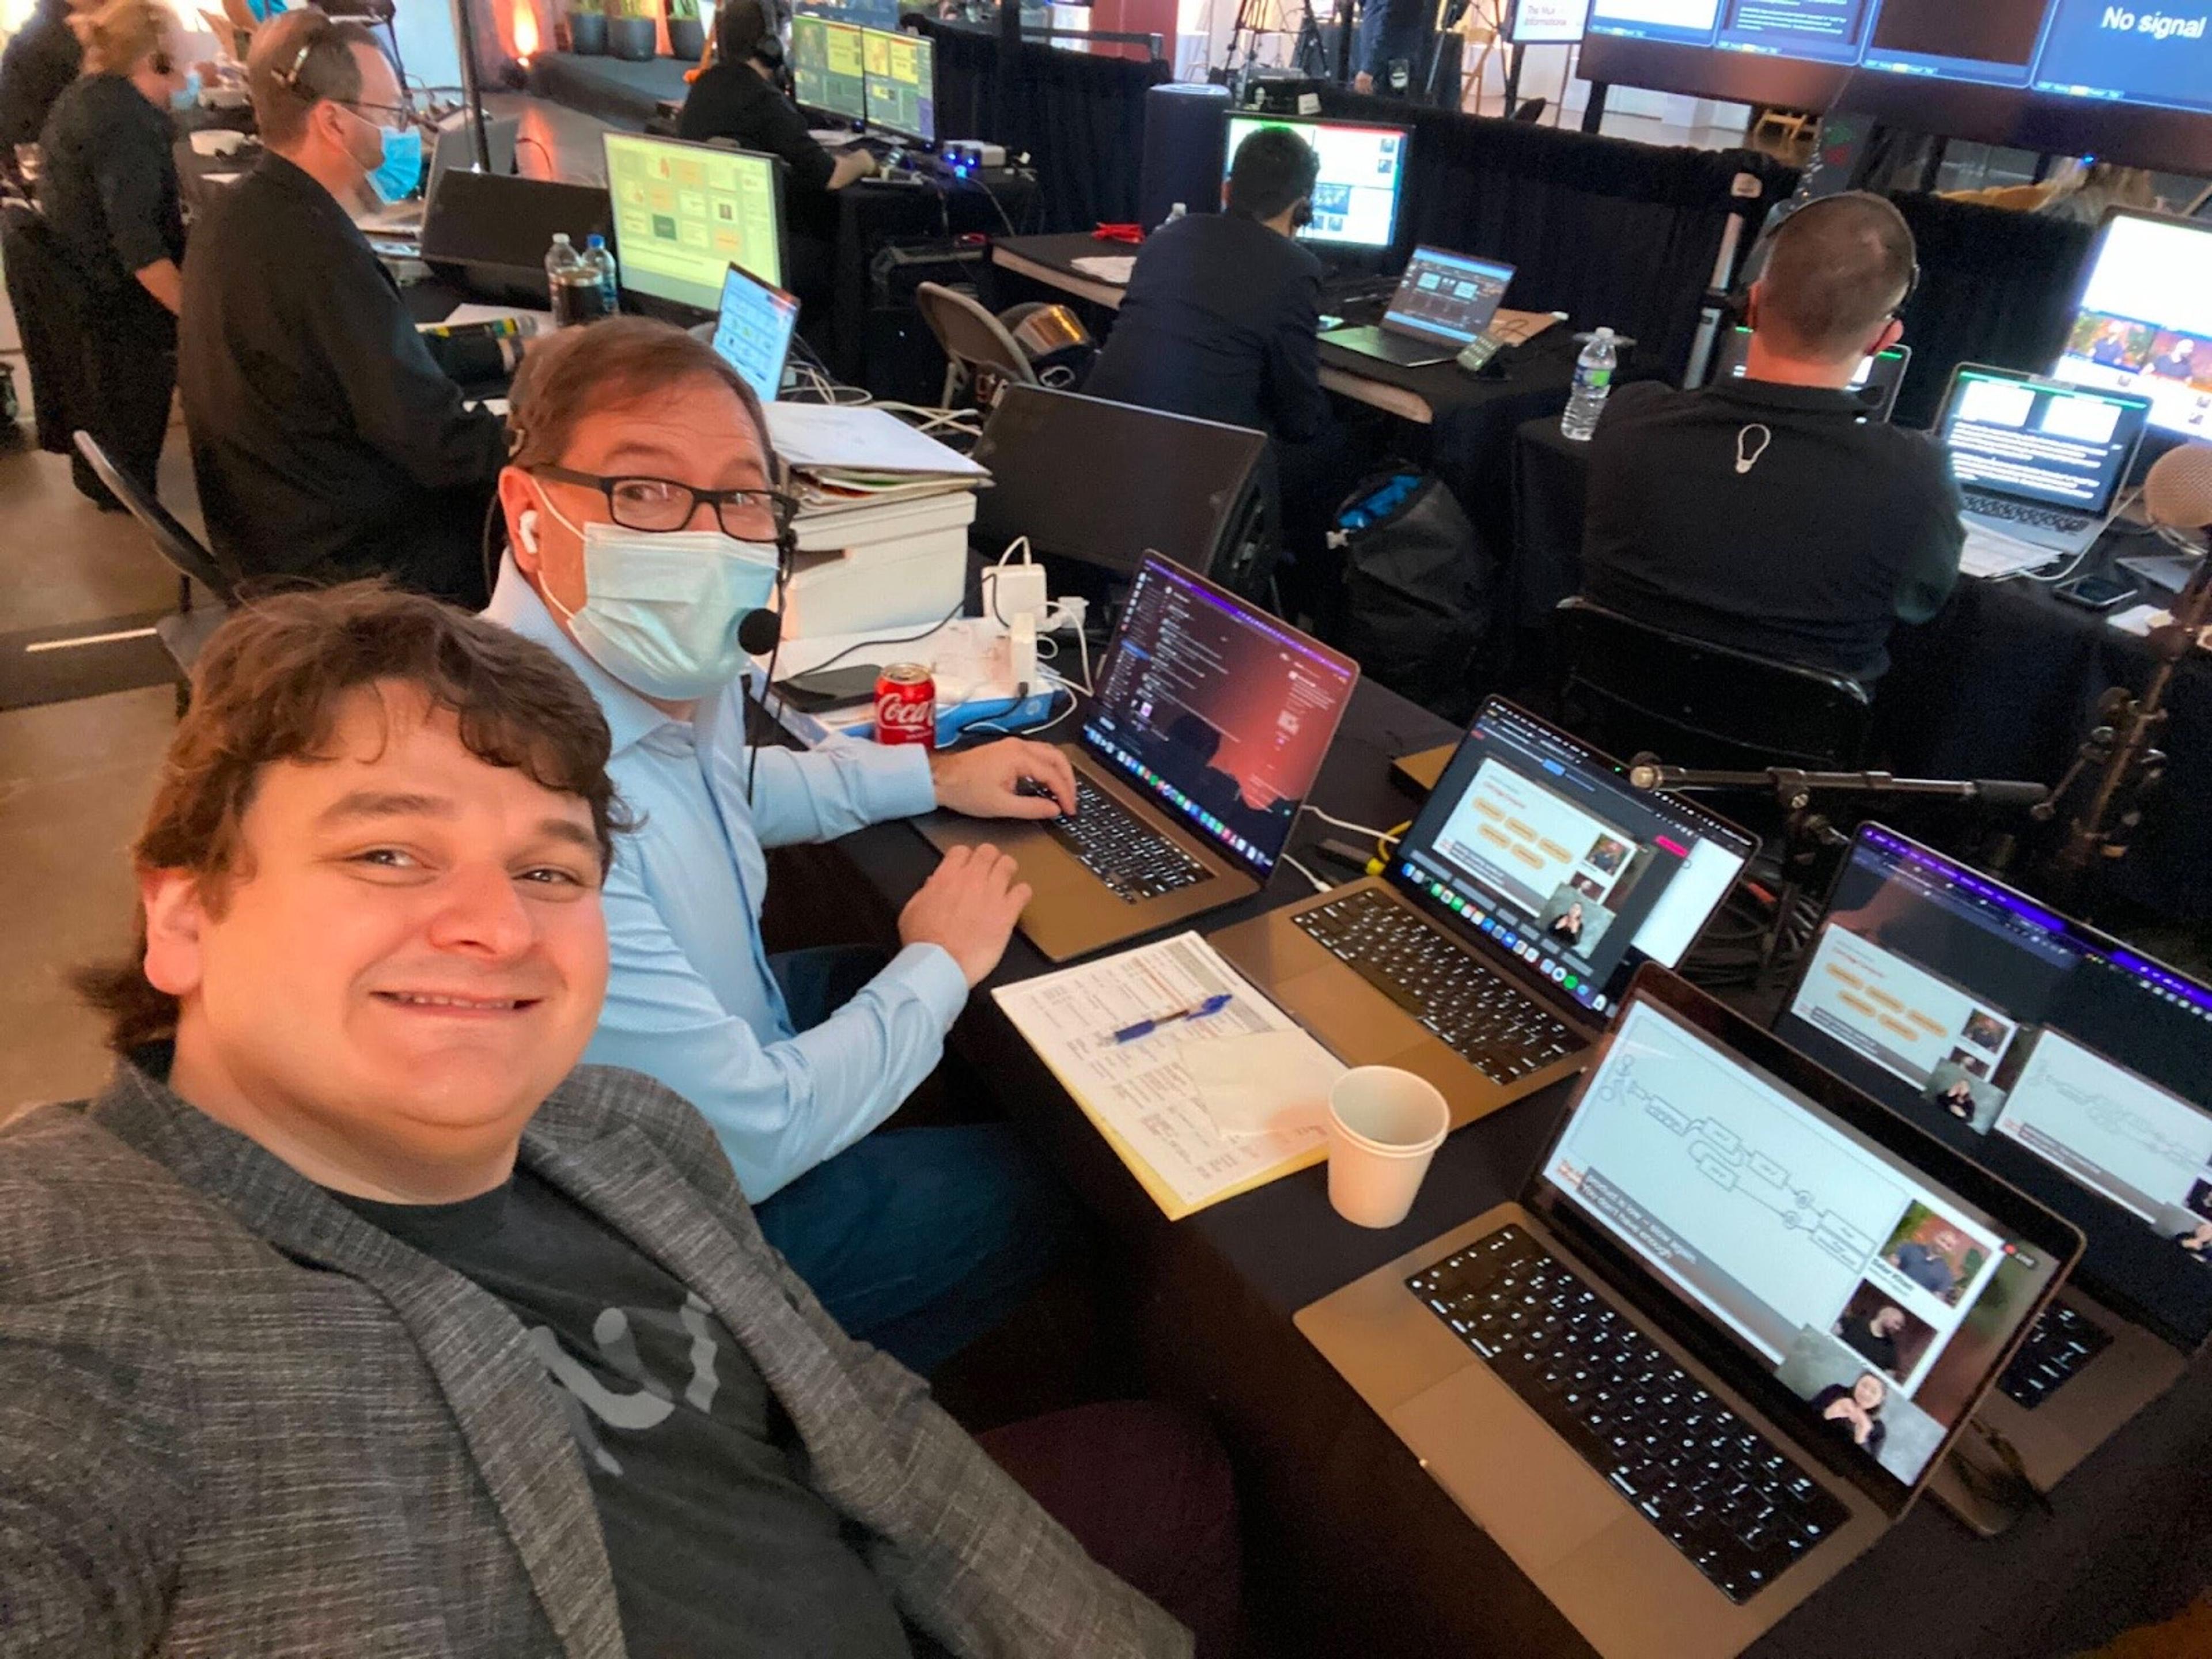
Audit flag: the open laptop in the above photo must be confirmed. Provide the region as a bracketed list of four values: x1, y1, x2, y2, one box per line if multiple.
[710, 262, 801, 403]
[1320, 245, 1514, 369]
[1773, 823, 2212, 1531]
[1707, 325, 1912, 424]
[357, 113, 521, 238]
[1211, 700, 1754, 1126]
[1298, 966, 2081, 1659]
[915, 554, 1358, 962]
[418, 172, 613, 306]
[1939, 363, 2152, 559]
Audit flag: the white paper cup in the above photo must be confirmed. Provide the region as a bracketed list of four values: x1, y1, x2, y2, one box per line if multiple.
[1325, 1066, 1450, 1229]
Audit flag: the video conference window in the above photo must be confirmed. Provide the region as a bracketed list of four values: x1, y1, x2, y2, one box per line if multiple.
[1084, 564, 1355, 872]
[1775, 829, 2212, 1347]
[1224, 118, 1407, 249]
[1547, 999, 2056, 1485]
[2054, 215, 2212, 441]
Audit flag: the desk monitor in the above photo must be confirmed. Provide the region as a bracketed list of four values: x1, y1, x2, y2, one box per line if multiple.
[2052, 209, 2212, 445]
[968, 387, 1267, 580]
[792, 13, 867, 124]
[1221, 113, 1410, 252]
[601, 131, 783, 315]
[862, 25, 935, 144]
[1710, 325, 1912, 423]
[711, 262, 801, 402]
[418, 172, 613, 304]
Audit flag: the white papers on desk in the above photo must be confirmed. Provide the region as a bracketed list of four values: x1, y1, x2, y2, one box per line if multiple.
[1959, 524, 2062, 579]
[427, 304, 556, 334]
[764, 403, 989, 478]
[993, 933, 1340, 1219]
[1070, 254, 1135, 286]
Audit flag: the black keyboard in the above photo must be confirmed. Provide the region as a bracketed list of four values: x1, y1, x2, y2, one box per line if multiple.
[1321, 273, 1398, 310]
[1996, 1302, 2112, 1409]
[1047, 778, 1211, 903]
[1408, 1225, 1850, 1604]
[1292, 888, 1577, 1082]
[1967, 494, 2089, 534]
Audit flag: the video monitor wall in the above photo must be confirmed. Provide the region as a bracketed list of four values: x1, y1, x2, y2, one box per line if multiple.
[1581, 0, 2212, 172]
[602, 133, 784, 313]
[791, 13, 866, 123]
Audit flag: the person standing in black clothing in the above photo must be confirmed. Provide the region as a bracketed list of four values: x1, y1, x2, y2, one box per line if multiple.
[0, 0, 87, 161]
[37, 0, 190, 503]
[177, 8, 503, 605]
[1581, 192, 1963, 684]
[677, 0, 875, 312]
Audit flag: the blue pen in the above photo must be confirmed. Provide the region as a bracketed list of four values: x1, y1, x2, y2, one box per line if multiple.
[1112, 993, 1233, 1044]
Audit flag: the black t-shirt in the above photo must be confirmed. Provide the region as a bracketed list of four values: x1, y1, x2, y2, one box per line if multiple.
[336, 1167, 911, 1659]
[676, 62, 838, 244]
[1581, 377, 1965, 683]
[36, 73, 183, 298]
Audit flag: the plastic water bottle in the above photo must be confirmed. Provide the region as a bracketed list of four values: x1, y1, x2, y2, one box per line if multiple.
[545, 233, 583, 326]
[1561, 326, 1619, 442]
[582, 233, 619, 320]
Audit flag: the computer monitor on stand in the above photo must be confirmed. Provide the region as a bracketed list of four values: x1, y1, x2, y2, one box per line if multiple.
[861, 25, 935, 146]
[2051, 208, 2212, 458]
[791, 13, 867, 126]
[1220, 111, 1412, 268]
[601, 132, 786, 320]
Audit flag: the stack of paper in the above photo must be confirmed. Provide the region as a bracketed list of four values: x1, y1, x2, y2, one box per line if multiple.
[765, 403, 989, 514]
[1960, 525, 2061, 579]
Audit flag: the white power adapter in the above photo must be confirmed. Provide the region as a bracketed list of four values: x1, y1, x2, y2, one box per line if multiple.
[1008, 613, 1038, 692]
[983, 560, 1050, 627]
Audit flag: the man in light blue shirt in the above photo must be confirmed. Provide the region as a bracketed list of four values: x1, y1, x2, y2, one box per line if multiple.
[483, 316, 1081, 1372]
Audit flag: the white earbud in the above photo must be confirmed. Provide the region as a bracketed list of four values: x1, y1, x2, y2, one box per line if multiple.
[517, 509, 540, 554]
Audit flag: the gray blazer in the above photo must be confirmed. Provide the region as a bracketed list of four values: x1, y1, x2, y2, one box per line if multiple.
[0, 1058, 1191, 1657]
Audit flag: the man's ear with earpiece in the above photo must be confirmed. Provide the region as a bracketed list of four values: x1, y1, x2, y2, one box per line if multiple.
[517, 509, 540, 554]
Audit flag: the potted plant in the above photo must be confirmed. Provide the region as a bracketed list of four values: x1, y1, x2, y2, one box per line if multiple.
[665, 0, 704, 63]
[607, 0, 659, 59]
[565, 0, 607, 54]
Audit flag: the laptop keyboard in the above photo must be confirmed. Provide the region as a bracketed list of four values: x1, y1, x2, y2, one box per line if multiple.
[1291, 888, 1577, 1083]
[1967, 494, 2089, 533]
[1996, 1302, 2112, 1410]
[1408, 1225, 1850, 1604]
[1046, 778, 1211, 903]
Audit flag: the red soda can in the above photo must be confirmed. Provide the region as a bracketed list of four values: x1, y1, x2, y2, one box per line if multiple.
[874, 663, 937, 750]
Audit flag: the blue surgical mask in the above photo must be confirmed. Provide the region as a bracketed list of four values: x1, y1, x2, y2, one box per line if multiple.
[539, 495, 782, 702]
[169, 70, 202, 110]
[365, 123, 424, 204]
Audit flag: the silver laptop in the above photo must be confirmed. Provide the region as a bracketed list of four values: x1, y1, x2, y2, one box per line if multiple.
[1299, 965, 2081, 1659]
[1939, 363, 2152, 559]
[1211, 699, 1753, 1131]
[1774, 823, 2212, 1532]
[1320, 244, 1513, 369]
[916, 554, 1358, 963]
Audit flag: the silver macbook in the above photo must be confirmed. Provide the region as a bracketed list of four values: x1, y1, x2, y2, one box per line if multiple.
[1939, 363, 2151, 559]
[1299, 965, 2081, 1659]
[1321, 244, 1513, 369]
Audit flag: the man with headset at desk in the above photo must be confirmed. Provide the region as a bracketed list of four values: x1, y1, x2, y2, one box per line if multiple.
[484, 316, 1084, 1378]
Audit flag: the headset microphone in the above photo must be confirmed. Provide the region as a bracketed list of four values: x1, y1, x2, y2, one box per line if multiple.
[737, 608, 781, 654]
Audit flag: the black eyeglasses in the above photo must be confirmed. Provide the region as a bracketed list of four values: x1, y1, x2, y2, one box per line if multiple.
[338, 96, 419, 131]
[532, 465, 794, 540]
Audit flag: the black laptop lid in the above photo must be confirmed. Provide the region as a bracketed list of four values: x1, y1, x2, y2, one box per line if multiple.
[1775, 823, 2212, 1354]
[419, 172, 613, 295]
[969, 387, 1267, 578]
[1532, 966, 2080, 1517]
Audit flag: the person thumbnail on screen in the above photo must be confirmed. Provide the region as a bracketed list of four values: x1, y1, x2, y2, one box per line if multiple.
[1775, 1327, 1944, 1483]
[1538, 885, 1615, 957]
[2178, 1217, 2212, 1265]
[1831, 1281, 1937, 1384]
[1923, 1056, 2006, 1133]
[2074, 313, 2156, 373]
[1880, 1203, 1986, 1307]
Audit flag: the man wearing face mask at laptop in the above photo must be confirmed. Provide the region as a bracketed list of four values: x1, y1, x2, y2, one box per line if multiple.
[178, 8, 502, 605]
[485, 317, 1082, 1374]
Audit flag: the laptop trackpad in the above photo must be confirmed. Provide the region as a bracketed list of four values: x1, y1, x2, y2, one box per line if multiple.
[1390, 1365, 1624, 1571]
[1274, 964, 1435, 1071]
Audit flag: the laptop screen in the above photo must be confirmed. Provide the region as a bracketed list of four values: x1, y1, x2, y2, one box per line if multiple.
[1938, 365, 2149, 515]
[1540, 986, 2069, 1497]
[1775, 824, 2212, 1353]
[1384, 247, 1514, 346]
[1710, 325, 1909, 423]
[1391, 702, 1754, 1016]
[711, 263, 800, 403]
[1082, 556, 1359, 874]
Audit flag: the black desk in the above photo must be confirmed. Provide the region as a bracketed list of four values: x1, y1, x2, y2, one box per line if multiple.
[1509, 415, 2212, 923]
[774, 673, 2212, 1657]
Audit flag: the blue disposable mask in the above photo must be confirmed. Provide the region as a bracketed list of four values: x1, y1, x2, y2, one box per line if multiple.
[169, 70, 202, 110]
[539, 493, 782, 702]
[365, 123, 423, 204]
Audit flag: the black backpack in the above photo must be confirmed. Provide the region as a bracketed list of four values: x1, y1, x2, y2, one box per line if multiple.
[1329, 468, 1492, 713]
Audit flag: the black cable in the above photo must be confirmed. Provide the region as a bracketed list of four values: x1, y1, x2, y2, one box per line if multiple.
[792, 596, 965, 678]
[515, 134, 555, 179]
[747, 555, 792, 804]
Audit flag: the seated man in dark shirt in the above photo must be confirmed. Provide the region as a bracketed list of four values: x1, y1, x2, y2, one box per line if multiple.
[177, 9, 504, 604]
[1581, 192, 1964, 683]
[677, 0, 875, 311]
[0, 581, 1236, 1658]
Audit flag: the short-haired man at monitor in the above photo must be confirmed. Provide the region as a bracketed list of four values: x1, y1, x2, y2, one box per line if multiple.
[178, 9, 503, 604]
[486, 316, 1081, 1376]
[1580, 192, 1963, 683]
[0, 583, 1212, 1656]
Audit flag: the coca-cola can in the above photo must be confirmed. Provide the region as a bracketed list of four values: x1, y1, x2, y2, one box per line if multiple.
[874, 663, 937, 751]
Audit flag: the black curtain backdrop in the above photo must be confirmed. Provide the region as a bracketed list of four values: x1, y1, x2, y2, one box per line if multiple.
[1314, 89, 1796, 381]
[918, 20, 1166, 233]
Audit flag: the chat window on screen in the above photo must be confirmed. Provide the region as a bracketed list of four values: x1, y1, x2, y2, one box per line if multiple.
[1717, 0, 1872, 62]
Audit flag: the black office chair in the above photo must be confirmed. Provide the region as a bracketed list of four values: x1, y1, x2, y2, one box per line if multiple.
[1552, 596, 1873, 774]
[71, 431, 240, 706]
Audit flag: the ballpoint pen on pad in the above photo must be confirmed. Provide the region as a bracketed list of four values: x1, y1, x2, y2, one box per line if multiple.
[1111, 993, 1234, 1044]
